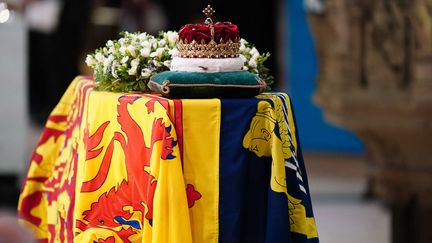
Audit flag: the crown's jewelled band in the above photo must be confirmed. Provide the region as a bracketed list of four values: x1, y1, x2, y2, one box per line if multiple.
[177, 39, 240, 58]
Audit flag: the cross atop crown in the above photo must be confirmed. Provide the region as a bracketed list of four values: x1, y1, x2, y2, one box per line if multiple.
[203, 5, 215, 24]
[203, 5, 215, 18]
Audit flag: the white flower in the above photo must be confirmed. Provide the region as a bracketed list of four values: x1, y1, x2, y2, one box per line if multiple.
[104, 55, 115, 64]
[107, 40, 114, 46]
[127, 45, 136, 57]
[242, 47, 251, 55]
[85, 55, 96, 66]
[158, 39, 166, 47]
[102, 58, 111, 69]
[149, 38, 158, 49]
[108, 46, 116, 54]
[111, 61, 119, 78]
[163, 60, 171, 68]
[141, 68, 152, 78]
[141, 41, 151, 49]
[140, 47, 151, 57]
[131, 58, 140, 68]
[150, 47, 166, 58]
[128, 58, 139, 75]
[121, 56, 129, 64]
[169, 48, 179, 57]
[250, 47, 259, 56]
[130, 34, 139, 43]
[138, 32, 148, 40]
[248, 59, 257, 68]
[128, 66, 137, 75]
[95, 53, 104, 62]
[119, 46, 127, 55]
[243, 66, 249, 71]
[166, 31, 178, 46]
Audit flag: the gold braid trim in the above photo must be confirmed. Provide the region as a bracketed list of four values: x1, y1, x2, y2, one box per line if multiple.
[177, 38, 240, 58]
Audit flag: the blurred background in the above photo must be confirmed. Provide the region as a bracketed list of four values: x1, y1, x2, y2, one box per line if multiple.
[1, 0, 432, 242]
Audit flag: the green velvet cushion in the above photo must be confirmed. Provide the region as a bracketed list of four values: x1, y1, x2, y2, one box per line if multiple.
[148, 71, 266, 98]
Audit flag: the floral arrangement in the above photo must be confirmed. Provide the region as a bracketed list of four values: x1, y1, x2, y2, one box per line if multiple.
[239, 38, 274, 87]
[86, 31, 274, 93]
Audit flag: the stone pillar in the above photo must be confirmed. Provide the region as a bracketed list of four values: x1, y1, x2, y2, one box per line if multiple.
[307, 1, 432, 242]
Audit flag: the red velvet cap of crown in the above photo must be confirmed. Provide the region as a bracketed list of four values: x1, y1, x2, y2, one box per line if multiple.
[179, 22, 240, 44]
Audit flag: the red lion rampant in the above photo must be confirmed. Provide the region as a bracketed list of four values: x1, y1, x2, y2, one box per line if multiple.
[76, 96, 201, 241]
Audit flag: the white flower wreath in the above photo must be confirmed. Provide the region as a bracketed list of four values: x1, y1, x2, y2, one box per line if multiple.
[86, 31, 273, 93]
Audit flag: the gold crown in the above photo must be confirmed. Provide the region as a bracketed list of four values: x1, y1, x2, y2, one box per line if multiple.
[177, 38, 240, 58]
[177, 5, 240, 58]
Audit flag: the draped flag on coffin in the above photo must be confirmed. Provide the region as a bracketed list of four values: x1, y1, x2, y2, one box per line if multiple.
[18, 76, 318, 243]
